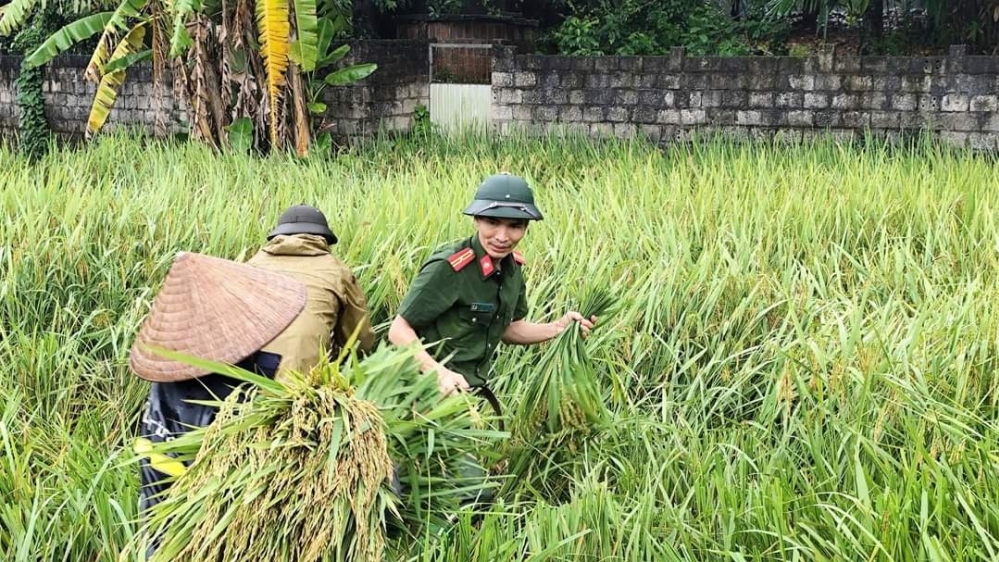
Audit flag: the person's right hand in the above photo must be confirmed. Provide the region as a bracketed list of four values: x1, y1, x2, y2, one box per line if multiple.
[437, 368, 471, 396]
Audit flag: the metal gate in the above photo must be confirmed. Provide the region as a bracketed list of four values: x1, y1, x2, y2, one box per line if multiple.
[429, 43, 493, 132]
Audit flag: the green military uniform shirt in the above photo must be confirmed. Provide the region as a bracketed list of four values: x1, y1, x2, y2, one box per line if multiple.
[398, 235, 529, 387]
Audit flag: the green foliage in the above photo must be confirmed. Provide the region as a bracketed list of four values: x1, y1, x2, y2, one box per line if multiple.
[224, 117, 254, 154]
[410, 103, 433, 136]
[303, 15, 378, 157]
[11, 0, 375, 152]
[23, 12, 113, 67]
[767, 0, 999, 55]
[11, 11, 55, 161]
[549, 0, 783, 56]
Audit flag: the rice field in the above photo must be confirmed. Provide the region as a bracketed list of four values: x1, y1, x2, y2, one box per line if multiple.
[2, 130, 999, 561]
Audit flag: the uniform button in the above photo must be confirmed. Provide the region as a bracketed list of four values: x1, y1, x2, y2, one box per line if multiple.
[472, 318, 477, 323]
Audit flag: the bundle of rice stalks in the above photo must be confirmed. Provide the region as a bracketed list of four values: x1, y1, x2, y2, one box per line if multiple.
[351, 347, 508, 531]
[514, 286, 617, 436]
[500, 286, 617, 503]
[133, 344, 505, 562]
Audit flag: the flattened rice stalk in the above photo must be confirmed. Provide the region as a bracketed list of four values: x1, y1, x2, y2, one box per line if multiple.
[131, 344, 506, 561]
[142, 377, 394, 562]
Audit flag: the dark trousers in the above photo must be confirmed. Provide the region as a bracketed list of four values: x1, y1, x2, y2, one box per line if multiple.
[138, 352, 280, 556]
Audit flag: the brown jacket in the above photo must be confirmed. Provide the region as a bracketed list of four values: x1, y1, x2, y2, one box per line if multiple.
[247, 234, 375, 378]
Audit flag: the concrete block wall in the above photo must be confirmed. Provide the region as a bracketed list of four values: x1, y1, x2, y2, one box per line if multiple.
[2, 42, 998, 149]
[491, 44, 999, 149]
[0, 41, 430, 141]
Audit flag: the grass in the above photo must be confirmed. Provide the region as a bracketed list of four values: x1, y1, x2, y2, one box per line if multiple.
[1, 129, 999, 560]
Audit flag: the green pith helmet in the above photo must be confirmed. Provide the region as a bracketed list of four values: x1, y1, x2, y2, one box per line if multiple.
[267, 204, 338, 244]
[462, 174, 544, 221]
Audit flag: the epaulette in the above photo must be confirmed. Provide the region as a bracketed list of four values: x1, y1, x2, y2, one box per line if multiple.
[512, 251, 526, 265]
[446, 247, 475, 271]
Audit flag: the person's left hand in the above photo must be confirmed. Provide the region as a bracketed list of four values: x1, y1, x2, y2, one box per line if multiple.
[553, 311, 597, 338]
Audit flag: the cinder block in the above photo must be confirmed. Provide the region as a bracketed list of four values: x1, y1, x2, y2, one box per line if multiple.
[804, 93, 829, 109]
[844, 75, 873, 91]
[632, 106, 658, 124]
[533, 105, 557, 121]
[657, 109, 682, 124]
[934, 113, 978, 132]
[582, 106, 605, 122]
[492, 72, 513, 87]
[871, 111, 900, 128]
[513, 72, 536, 87]
[607, 107, 630, 122]
[558, 105, 582, 122]
[775, 92, 803, 108]
[561, 73, 582, 89]
[748, 92, 773, 107]
[594, 58, 619, 72]
[788, 74, 815, 90]
[610, 72, 634, 89]
[891, 94, 918, 111]
[613, 123, 636, 138]
[638, 124, 663, 143]
[787, 111, 813, 126]
[814, 75, 842, 90]
[736, 110, 764, 126]
[590, 122, 614, 136]
[615, 90, 638, 105]
[940, 94, 970, 112]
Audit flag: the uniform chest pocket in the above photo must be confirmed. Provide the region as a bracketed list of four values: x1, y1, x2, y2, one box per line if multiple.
[458, 306, 495, 329]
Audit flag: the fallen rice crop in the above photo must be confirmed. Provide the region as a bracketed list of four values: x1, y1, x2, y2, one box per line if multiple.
[2, 129, 999, 561]
[131, 344, 502, 562]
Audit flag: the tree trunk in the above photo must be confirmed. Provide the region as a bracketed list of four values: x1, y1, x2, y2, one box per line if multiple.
[288, 62, 310, 158]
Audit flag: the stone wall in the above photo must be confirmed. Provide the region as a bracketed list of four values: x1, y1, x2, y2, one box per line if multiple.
[2, 41, 999, 148]
[0, 40, 430, 141]
[321, 40, 429, 137]
[491, 45, 999, 149]
[0, 55, 188, 139]
[0, 57, 19, 132]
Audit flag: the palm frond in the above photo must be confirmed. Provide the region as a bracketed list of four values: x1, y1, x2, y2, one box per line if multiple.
[255, 0, 291, 147]
[0, 0, 38, 37]
[85, 0, 149, 82]
[169, 0, 197, 57]
[25, 12, 114, 68]
[290, 0, 318, 71]
[87, 22, 147, 138]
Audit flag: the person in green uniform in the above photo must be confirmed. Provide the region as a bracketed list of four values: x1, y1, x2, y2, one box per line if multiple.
[388, 173, 596, 397]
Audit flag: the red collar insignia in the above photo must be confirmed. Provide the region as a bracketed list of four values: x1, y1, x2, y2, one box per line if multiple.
[479, 255, 495, 277]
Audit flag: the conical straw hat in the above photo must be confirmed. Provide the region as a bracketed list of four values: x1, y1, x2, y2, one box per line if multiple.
[129, 252, 308, 382]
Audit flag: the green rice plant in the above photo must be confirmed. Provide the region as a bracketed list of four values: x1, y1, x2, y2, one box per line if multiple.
[515, 284, 617, 435]
[3, 130, 999, 560]
[502, 277, 623, 503]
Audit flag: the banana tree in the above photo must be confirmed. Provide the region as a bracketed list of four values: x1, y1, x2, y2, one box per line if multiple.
[15, 0, 376, 155]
